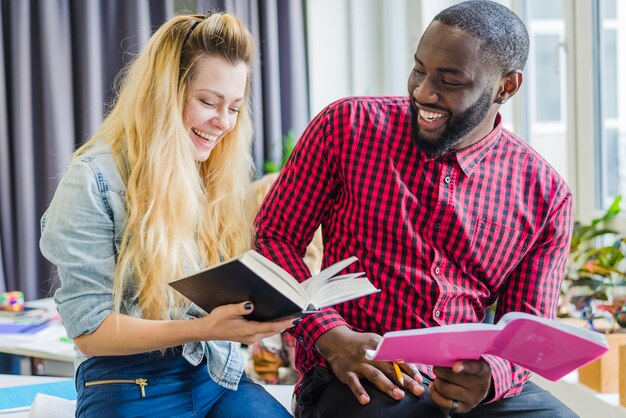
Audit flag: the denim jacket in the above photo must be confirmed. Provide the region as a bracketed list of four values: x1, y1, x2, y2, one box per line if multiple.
[39, 144, 244, 390]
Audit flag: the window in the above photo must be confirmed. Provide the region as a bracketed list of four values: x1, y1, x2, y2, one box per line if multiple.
[597, 0, 625, 211]
[523, 0, 568, 181]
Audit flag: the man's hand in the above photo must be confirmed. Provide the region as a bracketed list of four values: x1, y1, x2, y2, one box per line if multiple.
[430, 360, 492, 414]
[315, 326, 425, 405]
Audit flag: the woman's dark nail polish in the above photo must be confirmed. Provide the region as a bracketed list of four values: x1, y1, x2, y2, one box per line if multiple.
[244, 302, 252, 310]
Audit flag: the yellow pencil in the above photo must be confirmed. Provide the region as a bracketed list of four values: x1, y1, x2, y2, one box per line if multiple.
[392, 362, 404, 385]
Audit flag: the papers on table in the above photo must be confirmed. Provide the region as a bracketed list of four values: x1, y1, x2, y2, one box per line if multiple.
[0, 322, 74, 361]
[28, 393, 76, 418]
[0, 299, 74, 362]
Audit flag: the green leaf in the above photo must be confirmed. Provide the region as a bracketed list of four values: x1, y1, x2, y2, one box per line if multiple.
[588, 195, 621, 227]
[264, 161, 279, 173]
[605, 195, 622, 217]
[281, 130, 297, 169]
[262, 130, 298, 174]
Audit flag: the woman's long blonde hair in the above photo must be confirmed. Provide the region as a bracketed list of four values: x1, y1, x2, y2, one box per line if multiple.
[74, 12, 255, 320]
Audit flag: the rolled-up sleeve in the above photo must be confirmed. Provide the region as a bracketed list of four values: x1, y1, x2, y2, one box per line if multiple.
[40, 159, 117, 339]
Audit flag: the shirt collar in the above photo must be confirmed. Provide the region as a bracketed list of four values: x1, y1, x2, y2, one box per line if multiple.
[419, 113, 503, 176]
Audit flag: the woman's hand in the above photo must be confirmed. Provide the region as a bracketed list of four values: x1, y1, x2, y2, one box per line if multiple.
[196, 301, 296, 345]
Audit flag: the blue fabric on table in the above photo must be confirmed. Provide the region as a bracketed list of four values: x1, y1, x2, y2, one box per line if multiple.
[0, 380, 76, 410]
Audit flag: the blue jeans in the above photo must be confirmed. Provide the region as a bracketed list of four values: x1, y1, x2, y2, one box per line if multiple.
[75, 347, 292, 417]
[295, 366, 578, 418]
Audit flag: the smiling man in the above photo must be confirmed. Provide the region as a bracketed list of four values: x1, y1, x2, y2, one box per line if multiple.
[255, 1, 576, 417]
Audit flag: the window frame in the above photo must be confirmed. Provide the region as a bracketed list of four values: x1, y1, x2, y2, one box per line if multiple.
[567, 0, 626, 231]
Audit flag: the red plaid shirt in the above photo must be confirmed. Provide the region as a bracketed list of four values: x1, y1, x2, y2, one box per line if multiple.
[254, 96, 573, 401]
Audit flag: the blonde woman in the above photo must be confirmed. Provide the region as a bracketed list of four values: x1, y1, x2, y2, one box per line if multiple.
[40, 12, 294, 417]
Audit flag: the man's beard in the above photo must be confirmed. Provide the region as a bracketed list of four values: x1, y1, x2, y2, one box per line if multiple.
[410, 89, 493, 157]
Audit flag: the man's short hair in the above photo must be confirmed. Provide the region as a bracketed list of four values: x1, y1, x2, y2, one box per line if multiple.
[434, 0, 529, 76]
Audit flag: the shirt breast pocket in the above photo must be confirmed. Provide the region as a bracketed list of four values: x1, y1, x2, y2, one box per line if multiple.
[463, 218, 531, 285]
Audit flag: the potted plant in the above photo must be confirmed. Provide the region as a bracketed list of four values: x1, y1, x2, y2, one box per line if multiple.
[561, 195, 626, 330]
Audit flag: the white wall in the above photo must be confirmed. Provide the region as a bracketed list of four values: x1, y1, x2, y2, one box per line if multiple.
[306, 0, 422, 118]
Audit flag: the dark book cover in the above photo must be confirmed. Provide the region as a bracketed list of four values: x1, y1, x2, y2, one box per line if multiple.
[170, 258, 303, 321]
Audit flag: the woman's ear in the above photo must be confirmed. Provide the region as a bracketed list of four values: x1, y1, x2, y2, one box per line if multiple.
[496, 71, 523, 105]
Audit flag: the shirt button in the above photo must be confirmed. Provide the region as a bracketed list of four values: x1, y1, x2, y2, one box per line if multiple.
[444, 176, 451, 184]
[434, 310, 441, 318]
[434, 222, 440, 229]
[298, 336, 304, 343]
[434, 267, 440, 274]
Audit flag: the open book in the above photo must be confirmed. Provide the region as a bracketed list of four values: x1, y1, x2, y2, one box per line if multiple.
[365, 312, 609, 381]
[169, 250, 379, 321]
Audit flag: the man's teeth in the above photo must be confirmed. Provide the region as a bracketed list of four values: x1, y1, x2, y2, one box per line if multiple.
[419, 109, 445, 121]
[192, 128, 218, 142]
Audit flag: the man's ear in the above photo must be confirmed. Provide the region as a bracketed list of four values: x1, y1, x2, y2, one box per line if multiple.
[495, 71, 523, 105]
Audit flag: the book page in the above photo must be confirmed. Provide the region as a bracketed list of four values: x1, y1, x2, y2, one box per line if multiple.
[301, 271, 362, 296]
[308, 273, 379, 309]
[301, 256, 359, 297]
[305, 257, 358, 283]
[305, 272, 365, 299]
[243, 251, 308, 304]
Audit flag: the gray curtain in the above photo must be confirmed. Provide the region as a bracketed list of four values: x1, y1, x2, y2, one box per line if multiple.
[0, 0, 309, 299]
[0, 0, 173, 299]
[198, 0, 310, 170]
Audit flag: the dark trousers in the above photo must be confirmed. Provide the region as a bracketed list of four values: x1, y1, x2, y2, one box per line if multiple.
[295, 366, 579, 418]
